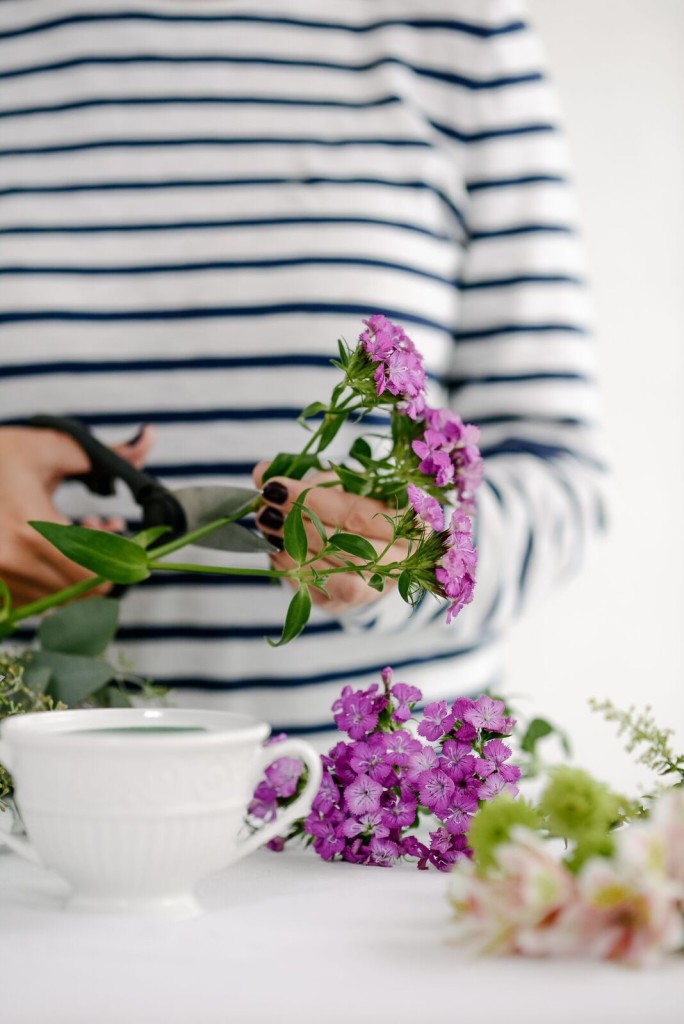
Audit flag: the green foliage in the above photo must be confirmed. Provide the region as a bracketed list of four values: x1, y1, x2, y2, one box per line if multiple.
[589, 698, 684, 782]
[328, 533, 378, 563]
[38, 597, 119, 657]
[29, 521, 150, 584]
[283, 503, 308, 564]
[267, 585, 312, 647]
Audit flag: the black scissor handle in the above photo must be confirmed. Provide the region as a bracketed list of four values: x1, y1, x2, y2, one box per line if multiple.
[28, 415, 187, 536]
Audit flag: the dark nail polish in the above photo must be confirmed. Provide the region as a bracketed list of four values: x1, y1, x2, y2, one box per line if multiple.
[264, 532, 285, 551]
[263, 481, 288, 505]
[259, 506, 284, 531]
[127, 425, 147, 445]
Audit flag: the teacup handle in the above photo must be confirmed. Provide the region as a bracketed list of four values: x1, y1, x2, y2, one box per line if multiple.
[230, 738, 322, 865]
[0, 741, 42, 865]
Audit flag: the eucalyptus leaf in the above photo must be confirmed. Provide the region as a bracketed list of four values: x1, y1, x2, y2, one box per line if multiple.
[29, 522, 150, 585]
[329, 533, 377, 563]
[20, 663, 52, 694]
[38, 597, 120, 657]
[283, 504, 308, 564]
[267, 585, 312, 647]
[29, 650, 117, 706]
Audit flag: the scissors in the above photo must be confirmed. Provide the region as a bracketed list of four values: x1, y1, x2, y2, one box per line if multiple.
[28, 415, 274, 554]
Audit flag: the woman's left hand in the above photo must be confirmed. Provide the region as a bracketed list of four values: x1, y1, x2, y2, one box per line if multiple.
[252, 462, 408, 615]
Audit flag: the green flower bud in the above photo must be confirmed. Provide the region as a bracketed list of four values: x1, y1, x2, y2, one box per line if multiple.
[539, 766, 622, 843]
[468, 794, 542, 872]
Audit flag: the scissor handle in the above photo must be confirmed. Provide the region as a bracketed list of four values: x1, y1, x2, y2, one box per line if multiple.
[28, 415, 187, 536]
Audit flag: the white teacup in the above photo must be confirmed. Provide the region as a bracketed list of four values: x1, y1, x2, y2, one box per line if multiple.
[0, 707, 322, 917]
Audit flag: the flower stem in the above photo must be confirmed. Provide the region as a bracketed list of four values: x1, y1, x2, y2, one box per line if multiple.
[5, 576, 105, 627]
[150, 497, 263, 559]
[148, 561, 291, 579]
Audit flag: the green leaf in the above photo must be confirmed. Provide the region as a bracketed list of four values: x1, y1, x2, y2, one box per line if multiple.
[294, 491, 327, 546]
[521, 718, 554, 755]
[398, 570, 413, 604]
[132, 525, 171, 549]
[267, 585, 312, 647]
[317, 412, 347, 452]
[0, 577, 11, 623]
[38, 597, 120, 657]
[333, 464, 371, 496]
[262, 452, 321, 483]
[368, 573, 385, 593]
[29, 522, 150, 585]
[283, 503, 309, 564]
[329, 533, 377, 563]
[29, 650, 117, 706]
[337, 339, 349, 367]
[349, 437, 372, 462]
[298, 401, 327, 424]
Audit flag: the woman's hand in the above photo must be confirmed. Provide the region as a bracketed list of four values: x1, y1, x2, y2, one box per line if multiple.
[253, 461, 407, 615]
[0, 426, 154, 606]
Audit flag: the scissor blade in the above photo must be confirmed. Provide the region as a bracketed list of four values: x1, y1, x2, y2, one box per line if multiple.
[172, 485, 276, 554]
[173, 485, 260, 529]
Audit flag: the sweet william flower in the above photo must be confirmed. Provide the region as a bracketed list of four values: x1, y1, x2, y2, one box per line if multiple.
[265, 756, 303, 799]
[345, 773, 384, 815]
[418, 768, 456, 816]
[464, 696, 507, 733]
[390, 680, 422, 723]
[407, 484, 445, 532]
[385, 729, 423, 767]
[418, 700, 455, 741]
[349, 735, 393, 783]
[333, 685, 379, 739]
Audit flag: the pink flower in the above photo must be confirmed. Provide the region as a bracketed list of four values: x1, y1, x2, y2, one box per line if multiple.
[264, 756, 303, 799]
[407, 484, 445, 532]
[464, 697, 507, 733]
[418, 700, 456, 741]
[345, 774, 384, 815]
[448, 828, 577, 956]
[390, 680, 422, 722]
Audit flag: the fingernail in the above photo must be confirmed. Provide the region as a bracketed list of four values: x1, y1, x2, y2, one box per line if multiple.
[263, 481, 288, 505]
[126, 425, 147, 446]
[259, 507, 284, 531]
[264, 533, 284, 551]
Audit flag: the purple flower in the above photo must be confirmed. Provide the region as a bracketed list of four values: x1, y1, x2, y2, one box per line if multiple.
[444, 791, 479, 834]
[369, 837, 400, 867]
[326, 741, 356, 785]
[390, 680, 422, 722]
[267, 836, 286, 852]
[463, 696, 507, 733]
[478, 773, 519, 800]
[306, 812, 346, 861]
[406, 743, 439, 782]
[417, 700, 455, 741]
[480, 738, 513, 769]
[359, 314, 398, 361]
[312, 770, 341, 815]
[384, 348, 425, 399]
[418, 769, 456, 816]
[380, 793, 418, 830]
[333, 686, 379, 739]
[455, 720, 478, 743]
[440, 740, 477, 782]
[407, 484, 445, 532]
[248, 781, 278, 822]
[341, 811, 389, 840]
[385, 730, 423, 767]
[265, 756, 303, 799]
[401, 834, 430, 869]
[445, 576, 476, 624]
[349, 735, 393, 783]
[452, 696, 476, 721]
[345, 774, 384, 815]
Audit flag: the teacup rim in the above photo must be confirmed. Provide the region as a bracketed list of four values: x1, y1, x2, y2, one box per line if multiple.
[0, 707, 271, 747]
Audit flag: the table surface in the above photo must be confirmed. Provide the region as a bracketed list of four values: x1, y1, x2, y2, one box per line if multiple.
[1, 846, 682, 1024]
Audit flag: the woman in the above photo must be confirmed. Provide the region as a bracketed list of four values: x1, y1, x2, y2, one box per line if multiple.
[0, 0, 606, 733]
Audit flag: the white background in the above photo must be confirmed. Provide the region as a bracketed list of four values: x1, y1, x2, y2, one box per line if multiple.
[507, 0, 684, 790]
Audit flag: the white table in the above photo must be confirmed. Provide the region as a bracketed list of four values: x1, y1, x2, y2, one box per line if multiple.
[1, 847, 682, 1024]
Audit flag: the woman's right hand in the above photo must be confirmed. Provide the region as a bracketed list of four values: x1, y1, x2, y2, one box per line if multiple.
[0, 425, 154, 606]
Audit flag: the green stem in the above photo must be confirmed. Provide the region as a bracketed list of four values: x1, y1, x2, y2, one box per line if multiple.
[148, 561, 292, 579]
[150, 497, 263, 560]
[6, 576, 105, 627]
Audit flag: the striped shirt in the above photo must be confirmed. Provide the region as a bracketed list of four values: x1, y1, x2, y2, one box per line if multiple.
[0, 0, 606, 733]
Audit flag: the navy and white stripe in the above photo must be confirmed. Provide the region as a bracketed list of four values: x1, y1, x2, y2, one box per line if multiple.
[0, 0, 606, 732]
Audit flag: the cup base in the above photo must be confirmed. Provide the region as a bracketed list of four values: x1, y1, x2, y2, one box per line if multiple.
[65, 891, 202, 919]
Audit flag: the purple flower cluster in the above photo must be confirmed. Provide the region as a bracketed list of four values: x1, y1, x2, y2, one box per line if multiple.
[251, 668, 521, 871]
[413, 408, 484, 513]
[437, 511, 478, 624]
[360, 314, 427, 419]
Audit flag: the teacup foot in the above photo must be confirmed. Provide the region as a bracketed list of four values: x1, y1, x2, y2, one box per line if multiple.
[65, 892, 202, 919]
